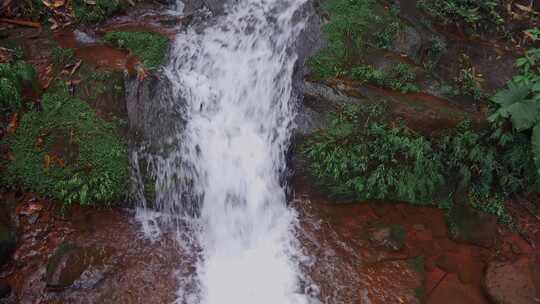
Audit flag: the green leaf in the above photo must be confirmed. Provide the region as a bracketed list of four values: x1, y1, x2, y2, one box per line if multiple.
[533, 82, 540, 92]
[490, 80, 531, 107]
[506, 100, 540, 131]
[532, 124, 540, 178]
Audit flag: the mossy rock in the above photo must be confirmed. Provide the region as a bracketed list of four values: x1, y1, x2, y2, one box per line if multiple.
[2, 86, 128, 206]
[46, 243, 88, 289]
[104, 31, 169, 70]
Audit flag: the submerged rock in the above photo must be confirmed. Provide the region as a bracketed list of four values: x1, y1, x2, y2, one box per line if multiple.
[484, 254, 540, 304]
[44, 242, 110, 290]
[46, 243, 88, 289]
[368, 224, 407, 251]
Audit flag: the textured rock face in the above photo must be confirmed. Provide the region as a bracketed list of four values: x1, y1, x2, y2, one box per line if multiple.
[484, 254, 540, 304]
[0, 214, 16, 267]
[389, 25, 422, 60]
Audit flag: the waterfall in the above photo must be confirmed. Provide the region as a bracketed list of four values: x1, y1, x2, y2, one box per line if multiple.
[132, 0, 316, 303]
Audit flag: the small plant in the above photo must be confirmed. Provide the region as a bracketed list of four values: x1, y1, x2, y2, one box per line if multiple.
[456, 67, 483, 101]
[303, 103, 444, 204]
[51, 46, 75, 68]
[424, 36, 447, 70]
[469, 191, 512, 224]
[417, 0, 504, 35]
[489, 48, 540, 182]
[72, 0, 124, 24]
[303, 106, 536, 210]
[374, 20, 401, 50]
[0, 60, 36, 110]
[525, 27, 540, 42]
[2, 85, 128, 206]
[104, 31, 169, 70]
[307, 0, 401, 79]
[351, 63, 419, 93]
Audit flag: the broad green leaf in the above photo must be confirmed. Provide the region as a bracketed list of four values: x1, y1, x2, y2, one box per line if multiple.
[490, 80, 531, 107]
[507, 100, 540, 131]
[532, 123, 540, 178]
[533, 81, 540, 92]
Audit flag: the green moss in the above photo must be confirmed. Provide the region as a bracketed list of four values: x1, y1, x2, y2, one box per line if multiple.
[408, 256, 425, 273]
[307, 0, 399, 79]
[104, 31, 169, 70]
[2, 85, 128, 206]
[72, 0, 124, 24]
[414, 287, 425, 300]
[0, 60, 36, 110]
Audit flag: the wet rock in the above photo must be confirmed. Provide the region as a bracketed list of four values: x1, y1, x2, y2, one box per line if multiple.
[368, 224, 407, 251]
[46, 243, 91, 289]
[427, 273, 487, 304]
[0, 220, 16, 266]
[390, 25, 422, 60]
[484, 254, 540, 304]
[0, 282, 11, 298]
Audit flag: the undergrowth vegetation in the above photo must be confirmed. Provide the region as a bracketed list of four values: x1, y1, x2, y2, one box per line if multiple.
[351, 63, 419, 93]
[2, 85, 128, 206]
[104, 31, 169, 69]
[0, 60, 36, 110]
[21, 0, 132, 23]
[307, 0, 399, 79]
[490, 47, 540, 182]
[417, 0, 505, 35]
[72, 0, 124, 23]
[303, 103, 537, 220]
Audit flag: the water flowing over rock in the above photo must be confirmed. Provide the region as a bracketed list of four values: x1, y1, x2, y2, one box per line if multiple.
[131, 0, 320, 303]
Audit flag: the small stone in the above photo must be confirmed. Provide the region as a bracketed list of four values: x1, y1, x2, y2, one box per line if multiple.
[511, 243, 521, 255]
[413, 224, 426, 231]
[369, 224, 407, 251]
[27, 213, 39, 225]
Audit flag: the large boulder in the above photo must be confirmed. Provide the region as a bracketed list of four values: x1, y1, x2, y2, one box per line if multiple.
[484, 254, 540, 304]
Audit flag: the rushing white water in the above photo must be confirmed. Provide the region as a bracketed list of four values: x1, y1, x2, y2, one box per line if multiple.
[135, 0, 316, 303]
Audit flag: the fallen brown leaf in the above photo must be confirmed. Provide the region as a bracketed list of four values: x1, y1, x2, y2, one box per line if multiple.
[6, 113, 18, 134]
